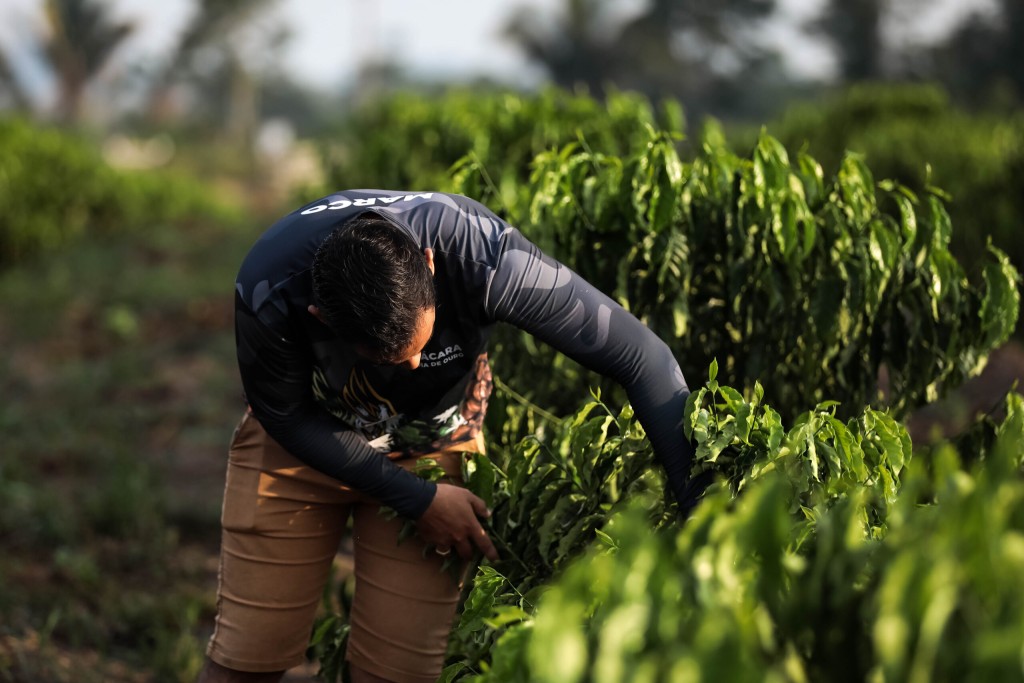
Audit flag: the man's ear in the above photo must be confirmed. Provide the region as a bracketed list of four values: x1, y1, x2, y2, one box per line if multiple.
[307, 304, 327, 324]
[424, 248, 435, 275]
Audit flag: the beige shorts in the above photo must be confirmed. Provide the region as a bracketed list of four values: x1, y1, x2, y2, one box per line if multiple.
[206, 412, 483, 682]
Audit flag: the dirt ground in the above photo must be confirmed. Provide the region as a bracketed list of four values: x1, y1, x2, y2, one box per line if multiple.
[905, 340, 1024, 443]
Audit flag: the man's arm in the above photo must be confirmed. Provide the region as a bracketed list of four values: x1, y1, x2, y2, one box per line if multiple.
[236, 297, 497, 560]
[484, 229, 698, 509]
[234, 299, 437, 519]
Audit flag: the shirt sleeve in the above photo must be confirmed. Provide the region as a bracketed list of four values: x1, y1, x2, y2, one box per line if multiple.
[484, 228, 699, 509]
[234, 296, 437, 519]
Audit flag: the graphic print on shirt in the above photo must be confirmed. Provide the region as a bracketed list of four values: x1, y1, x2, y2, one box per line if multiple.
[392, 353, 492, 453]
[310, 355, 493, 456]
[311, 365, 400, 446]
[450, 353, 491, 443]
[419, 343, 465, 368]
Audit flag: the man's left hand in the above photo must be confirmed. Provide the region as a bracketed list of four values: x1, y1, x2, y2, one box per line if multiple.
[416, 483, 498, 562]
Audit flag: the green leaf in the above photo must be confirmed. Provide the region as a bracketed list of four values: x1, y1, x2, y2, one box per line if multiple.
[537, 493, 578, 565]
[484, 605, 532, 630]
[705, 420, 738, 463]
[309, 615, 340, 647]
[437, 662, 469, 683]
[594, 528, 620, 551]
[980, 242, 1021, 350]
[465, 452, 497, 509]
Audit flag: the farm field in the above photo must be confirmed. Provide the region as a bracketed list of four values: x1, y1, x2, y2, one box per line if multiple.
[2, 86, 1023, 682]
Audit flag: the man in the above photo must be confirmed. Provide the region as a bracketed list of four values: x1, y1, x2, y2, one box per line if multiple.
[198, 190, 695, 683]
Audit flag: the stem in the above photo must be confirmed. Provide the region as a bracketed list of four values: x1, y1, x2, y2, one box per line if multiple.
[487, 524, 533, 579]
[493, 374, 561, 425]
[467, 151, 516, 223]
[484, 559, 536, 611]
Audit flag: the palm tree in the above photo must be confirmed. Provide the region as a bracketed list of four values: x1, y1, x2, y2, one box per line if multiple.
[43, 0, 134, 122]
[146, 0, 279, 129]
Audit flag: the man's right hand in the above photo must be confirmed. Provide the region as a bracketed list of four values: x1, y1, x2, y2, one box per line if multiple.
[416, 483, 499, 562]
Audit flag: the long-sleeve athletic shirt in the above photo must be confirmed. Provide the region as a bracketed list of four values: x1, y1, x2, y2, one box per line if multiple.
[235, 190, 694, 519]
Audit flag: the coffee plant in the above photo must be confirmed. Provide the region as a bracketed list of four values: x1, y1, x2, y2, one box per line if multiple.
[459, 123, 1019, 425]
[313, 87, 684, 209]
[436, 363, 919, 680]
[759, 83, 1024, 288]
[455, 391, 1024, 683]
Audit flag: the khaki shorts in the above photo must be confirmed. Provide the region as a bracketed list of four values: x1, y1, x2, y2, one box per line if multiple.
[206, 412, 483, 682]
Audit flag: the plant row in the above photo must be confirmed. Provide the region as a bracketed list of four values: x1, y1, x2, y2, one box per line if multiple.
[312, 87, 684, 205]
[318, 84, 1024, 295]
[463, 123, 1018, 425]
[443, 374, 1024, 682]
[0, 117, 237, 266]
[298, 87, 1023, 680]
[310, 87, 1021, 423]
[750, 83, 1024, 288]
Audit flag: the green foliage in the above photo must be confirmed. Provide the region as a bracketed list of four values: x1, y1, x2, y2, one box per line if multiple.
[313, 87, 683, 206]
[305, 88, 1021, 680]
[439, 367, 918, 679]
[757, 83, 1024, 297]
[309, 610, 351, 683]
[461, 385, 1024, 683]
[684, 360, 909, 520]
[445, 396, 669, 673]
[466, 123, 1018, 423]
[312, 87, 1021, 423]
[0, 116, 237, 265]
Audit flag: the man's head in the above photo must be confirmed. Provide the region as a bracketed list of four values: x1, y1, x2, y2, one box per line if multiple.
[311, 214, 436, 368]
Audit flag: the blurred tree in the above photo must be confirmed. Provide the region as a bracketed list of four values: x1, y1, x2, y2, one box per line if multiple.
[506, 0, 780, 120]
[805, 0, 1021, 108]
[44, 0, 135, 123]
[929, 0, 1023, 107]
[0, 0, 134, 122]
[807, 0, 884, 81]
[619, 0, 780, 119]
[146, 0, 282, 145]
[258, 73, 333, 136]
[504, 0, 617, 96]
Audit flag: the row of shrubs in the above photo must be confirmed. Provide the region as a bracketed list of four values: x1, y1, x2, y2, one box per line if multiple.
[10, 82, 1019, 288]
[457, 123, 1018, 427]
[315, 83, 1023, 292]
[451, 384, 1024, 682]
[743, 83, 1024, 284]
[300, 86, 1023, 681]
[0, 117, 237, 266]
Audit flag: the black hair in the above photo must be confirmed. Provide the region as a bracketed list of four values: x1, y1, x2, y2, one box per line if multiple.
[312, 213, 435, 361]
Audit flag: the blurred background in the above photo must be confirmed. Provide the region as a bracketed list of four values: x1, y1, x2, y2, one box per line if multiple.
[1, 0, 1021, 209]
[0, 0, 1021, 681]
[1, 0, 1019, 176]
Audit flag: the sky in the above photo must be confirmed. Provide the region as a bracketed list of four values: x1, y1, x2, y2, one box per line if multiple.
[0, 0, 587, 95]
[0, 0, 998, 105]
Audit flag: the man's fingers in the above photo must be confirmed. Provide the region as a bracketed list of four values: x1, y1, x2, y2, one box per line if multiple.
[469, 523, 499, 562]
[418, 485, 499, 562]
[459, 491, 498, 561]
[465, 491, 490, 519]
[476, 535, 499, 563]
